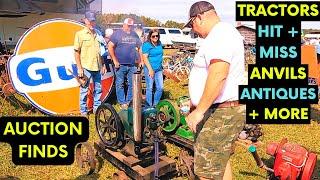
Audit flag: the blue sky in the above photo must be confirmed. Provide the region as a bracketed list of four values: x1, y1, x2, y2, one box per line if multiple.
[102, 0, 320, 29]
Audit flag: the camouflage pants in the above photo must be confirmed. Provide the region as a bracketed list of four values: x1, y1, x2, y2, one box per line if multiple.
[194, 105, 246, 179]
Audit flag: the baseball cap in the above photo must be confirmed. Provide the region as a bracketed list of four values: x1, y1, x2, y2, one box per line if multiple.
[123, 18, 134, 26]
[85, 11, 96, 21]
[184, 1, 215, 28]
[105, 28, 114, 38]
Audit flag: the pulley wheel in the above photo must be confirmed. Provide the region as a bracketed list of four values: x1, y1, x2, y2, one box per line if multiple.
[175, 66, 190, 81]
[301, 152, 317, 180]
[156, 100, 180, 132]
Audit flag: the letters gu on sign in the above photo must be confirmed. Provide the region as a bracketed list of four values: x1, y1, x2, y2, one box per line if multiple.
[8, 19, 114, 115]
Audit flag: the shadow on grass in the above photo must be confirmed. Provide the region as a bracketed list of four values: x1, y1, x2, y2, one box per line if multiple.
[162, 90, 172, 99]
[95, 155, 105, 173]
[0, 176, 20, 180]
[239, 157, 274, 179]
[261, 157, 274, 171]
[75, 173, 100, 180]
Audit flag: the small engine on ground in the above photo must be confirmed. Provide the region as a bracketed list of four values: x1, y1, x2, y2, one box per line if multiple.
[267, 138, 317, 180]
[243, 138, 317, 180]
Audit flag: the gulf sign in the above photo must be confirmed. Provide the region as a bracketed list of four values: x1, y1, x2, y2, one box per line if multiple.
[8, 19, 114, 115]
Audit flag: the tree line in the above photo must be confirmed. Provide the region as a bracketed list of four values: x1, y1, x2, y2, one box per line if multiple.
[96, 13, 185, 29]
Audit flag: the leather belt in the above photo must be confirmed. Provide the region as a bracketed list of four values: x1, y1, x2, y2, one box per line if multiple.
[210, 100, 240, 109]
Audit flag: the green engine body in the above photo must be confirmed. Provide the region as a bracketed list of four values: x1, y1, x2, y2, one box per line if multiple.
[117, 99, 194, 144]
[118, 107, 158, 142]
[156, 99, 195, 142]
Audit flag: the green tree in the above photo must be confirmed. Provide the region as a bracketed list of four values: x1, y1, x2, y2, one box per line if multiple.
[140, 16, 161, 27]
[96, 13, 182, 29]
[163, 20, 184, 29]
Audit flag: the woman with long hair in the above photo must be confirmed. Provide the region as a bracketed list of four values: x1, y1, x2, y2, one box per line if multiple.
[142, 29, 164, 107]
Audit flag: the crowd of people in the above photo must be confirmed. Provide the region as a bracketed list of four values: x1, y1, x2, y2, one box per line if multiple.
[74, 12, 165, 115]
[75, 1, 247, 179]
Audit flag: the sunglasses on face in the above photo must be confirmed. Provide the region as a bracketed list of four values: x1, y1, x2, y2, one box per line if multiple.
[189, 16, 197, 28]
[151, 34, 159, 38]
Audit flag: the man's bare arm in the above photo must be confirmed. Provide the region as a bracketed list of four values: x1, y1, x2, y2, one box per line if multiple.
[194, 61, 229, 115]
[74, 50, 83, 77]
[108, 41, 119, 68]
[137, 47, 144, 66]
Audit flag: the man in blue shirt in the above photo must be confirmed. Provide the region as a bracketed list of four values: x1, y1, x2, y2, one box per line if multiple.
[108, 18, 142, 109]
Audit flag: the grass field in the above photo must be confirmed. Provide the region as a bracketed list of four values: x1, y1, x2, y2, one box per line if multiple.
[0, 49, 319, 179]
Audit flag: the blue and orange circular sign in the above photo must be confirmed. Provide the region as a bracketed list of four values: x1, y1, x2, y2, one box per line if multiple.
[8, 19, 114, 115]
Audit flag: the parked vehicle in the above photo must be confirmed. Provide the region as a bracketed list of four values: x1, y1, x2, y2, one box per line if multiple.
[143, 27, 186, 47]
[181, 28, 203, 50]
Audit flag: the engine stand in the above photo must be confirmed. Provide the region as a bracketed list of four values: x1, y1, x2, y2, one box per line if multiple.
[94, 142, 176, 180]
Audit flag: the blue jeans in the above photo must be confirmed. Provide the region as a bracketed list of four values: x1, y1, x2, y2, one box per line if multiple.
[80, 69, 102, 115]
[115, 65, 137, 105]
[144, 67, 163, 107]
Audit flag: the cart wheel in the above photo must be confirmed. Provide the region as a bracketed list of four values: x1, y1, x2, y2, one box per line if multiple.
[75, 142, 96, 175]
[175, 66, 190, 81]
[95, 103, 123, 148]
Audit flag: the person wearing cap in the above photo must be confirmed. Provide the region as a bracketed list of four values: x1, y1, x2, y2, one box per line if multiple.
[108, 18, 143, 109]
[103, 28, 114, 65]
[183, 1, 246, 179]
[74, 11, 107, 116]
[105, 28, 114, 44]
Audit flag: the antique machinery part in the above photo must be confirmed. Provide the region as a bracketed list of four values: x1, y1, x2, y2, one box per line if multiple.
[0, 55, 10, 86]
[236, 140, 274, 173]
[154, 130, 160, 180]
[156, 100, 180, 132]
[266, 138, 317, 180]
[2, 83, 16, 96]
[301, 153, 317, 180]
[75, 142, 96, 175]
[248, 145, 274, 173]
[132, 70, 142, 143]
[0, 77, 4, 88]
[0, 55, 35, 113]
[176, 150, 195, 179]
[95, 104, 123, 148]
[238, 124, 263, 143]
[112, 171, 129, 180]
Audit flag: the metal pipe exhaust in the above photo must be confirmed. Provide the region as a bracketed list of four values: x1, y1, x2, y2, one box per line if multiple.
[132, 70, 142, 143]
